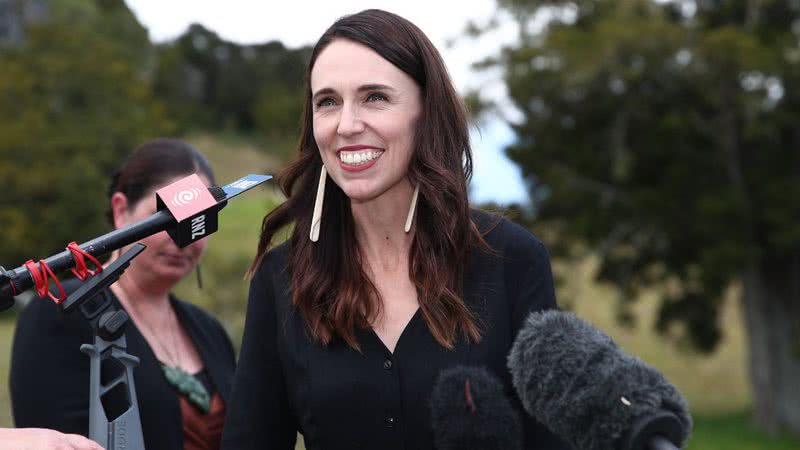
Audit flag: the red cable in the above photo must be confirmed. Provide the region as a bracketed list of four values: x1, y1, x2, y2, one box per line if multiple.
[464, 380, 476, 413]
[66, 242, 103, 281]
[23, 259, 66, 304]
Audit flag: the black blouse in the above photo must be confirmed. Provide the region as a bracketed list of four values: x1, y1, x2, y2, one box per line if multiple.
[221, 211, 571, 450]
[10, 283, 236, 450]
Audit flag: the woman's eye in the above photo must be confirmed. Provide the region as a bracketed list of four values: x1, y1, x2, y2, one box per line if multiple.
[316, 97, 337, 108]
[366, 92, 388, 103]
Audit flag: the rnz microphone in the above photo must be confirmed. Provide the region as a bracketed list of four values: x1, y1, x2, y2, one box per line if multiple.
[0, 173, 271, 311]
[430, 366, 522, 450]
[508, 310, 692, 450]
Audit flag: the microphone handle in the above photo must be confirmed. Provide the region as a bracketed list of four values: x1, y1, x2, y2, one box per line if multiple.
[648, 436, 679, 450]
[622, 409, 685, 450]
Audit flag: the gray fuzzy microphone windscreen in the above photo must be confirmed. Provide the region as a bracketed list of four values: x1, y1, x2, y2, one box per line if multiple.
[508, 310, 692, 450]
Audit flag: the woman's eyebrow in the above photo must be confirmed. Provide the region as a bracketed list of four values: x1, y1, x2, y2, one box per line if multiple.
[312, 84, 397, 101]
[357, 83, 396, 93]
[312, 87, 336, 102]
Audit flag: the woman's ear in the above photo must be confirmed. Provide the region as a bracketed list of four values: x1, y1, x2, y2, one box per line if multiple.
[110, 192, 130, 229]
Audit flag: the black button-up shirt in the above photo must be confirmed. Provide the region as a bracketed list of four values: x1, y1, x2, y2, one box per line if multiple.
[222, 211, 570, 450]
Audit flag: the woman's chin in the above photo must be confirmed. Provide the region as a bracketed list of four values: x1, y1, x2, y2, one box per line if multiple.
[341, 184, 385, 203]
[153, 264, 193, 284]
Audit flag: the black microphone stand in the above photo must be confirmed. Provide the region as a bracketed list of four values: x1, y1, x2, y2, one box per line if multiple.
[59, 244, 147, 450]
[0, 173, 273, 448]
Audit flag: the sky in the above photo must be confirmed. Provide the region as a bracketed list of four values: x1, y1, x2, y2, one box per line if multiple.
[125, 0, 529, 204]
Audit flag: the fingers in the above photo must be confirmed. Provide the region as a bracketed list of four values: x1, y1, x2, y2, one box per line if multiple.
[0, 428, 105, 450]
[64, 433, 104, 450]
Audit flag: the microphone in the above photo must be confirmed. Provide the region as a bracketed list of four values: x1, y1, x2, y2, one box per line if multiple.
[430, 366, 523, 450]
[508, 310, 692, 450]
[0, 173, 271, 311]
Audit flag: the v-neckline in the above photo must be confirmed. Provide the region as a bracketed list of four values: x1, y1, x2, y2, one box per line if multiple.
[111, 290, 207, 375]
[370, 307, 421, 356]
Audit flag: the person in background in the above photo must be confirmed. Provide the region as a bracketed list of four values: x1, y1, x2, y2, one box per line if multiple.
[221, 9, 570, 450]
[10, 139, 236, 450]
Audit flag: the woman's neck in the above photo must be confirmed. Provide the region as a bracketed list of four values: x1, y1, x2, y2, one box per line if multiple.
[350, 181, 416, 274]
[105, 252, 174, 305]
[111, 273, 171, 310]
[105, 252, 172, 309]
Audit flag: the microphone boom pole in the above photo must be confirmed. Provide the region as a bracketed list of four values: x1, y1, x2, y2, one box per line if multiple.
[0, 173, 271, 310]
[0, 210, 175, 303]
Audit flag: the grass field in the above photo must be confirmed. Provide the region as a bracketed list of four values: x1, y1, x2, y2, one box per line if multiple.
[1, 133, 797, 449]
[0, 317, 14, 426]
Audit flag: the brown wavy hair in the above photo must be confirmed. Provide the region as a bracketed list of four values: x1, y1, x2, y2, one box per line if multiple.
[249, 9, 485, 349]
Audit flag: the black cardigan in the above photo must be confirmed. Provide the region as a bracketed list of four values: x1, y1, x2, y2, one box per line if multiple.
[10, 281, 236, 450]
[221, 210, 571, 450]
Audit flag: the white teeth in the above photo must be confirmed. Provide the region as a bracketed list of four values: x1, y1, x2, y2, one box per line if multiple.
[339, 150, 383, 166]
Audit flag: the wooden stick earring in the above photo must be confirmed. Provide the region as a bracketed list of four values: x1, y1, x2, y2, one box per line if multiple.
[404, 184, 420, 233]
[196, 262, 203, 289]
[310, 165, 327, 242]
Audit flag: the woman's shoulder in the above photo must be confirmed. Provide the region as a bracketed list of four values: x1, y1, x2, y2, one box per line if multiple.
[252, 241, 290, 280]
[12, 278, 94, 351]
[470, 208, 549, 262]
[16, 278, 87, 324]
[170, 296, 230, 341]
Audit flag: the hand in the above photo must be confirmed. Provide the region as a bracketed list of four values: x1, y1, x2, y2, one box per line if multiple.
[0, 427, 104, 450]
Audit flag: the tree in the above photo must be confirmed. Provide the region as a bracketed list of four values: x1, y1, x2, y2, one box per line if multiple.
[153, 25, 310, 136]
[0, 0, 172, 267]
[477, 0, 800, 434]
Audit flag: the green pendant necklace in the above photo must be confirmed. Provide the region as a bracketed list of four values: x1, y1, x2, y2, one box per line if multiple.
[161, 364, 211, 413]
[118, 289, 211, 413]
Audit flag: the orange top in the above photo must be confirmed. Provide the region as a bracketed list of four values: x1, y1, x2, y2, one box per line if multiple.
[180, 391, 226, 450]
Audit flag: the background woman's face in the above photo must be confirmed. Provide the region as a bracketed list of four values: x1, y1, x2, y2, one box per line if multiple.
[310, 39, 422, 203]
[113, 174, 210, 286]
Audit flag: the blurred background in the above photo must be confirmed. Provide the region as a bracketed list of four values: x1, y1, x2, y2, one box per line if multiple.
[1, 0, 799, 449]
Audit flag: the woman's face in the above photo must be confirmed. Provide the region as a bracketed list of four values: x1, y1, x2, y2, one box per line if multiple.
[112, 174, 210, 286]
[310, 39, 422, 203]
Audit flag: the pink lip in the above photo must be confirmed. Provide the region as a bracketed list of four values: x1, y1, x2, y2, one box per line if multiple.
[337, 145, 384, 173]
[340, 158, 379, 172]
[161, 253, 189, 263]
[336, 144, 381, 153]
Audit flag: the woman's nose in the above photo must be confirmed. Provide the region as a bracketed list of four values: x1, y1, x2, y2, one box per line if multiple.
[336, 104, 366, 137]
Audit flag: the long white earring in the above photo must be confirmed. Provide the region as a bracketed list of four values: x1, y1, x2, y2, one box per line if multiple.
[310, 165, 327, 242]
[404, 184, 420, 233]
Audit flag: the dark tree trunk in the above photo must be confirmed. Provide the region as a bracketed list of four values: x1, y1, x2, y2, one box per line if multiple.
[741, 257, 800, 434]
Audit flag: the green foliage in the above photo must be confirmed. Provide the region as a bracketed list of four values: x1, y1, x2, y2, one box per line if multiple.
[482, 0, 800, 351]
[687, 411, 800, 450]
[153, 25, 311, 136]
[0, 0, 172, 266]
[0, 1, 308, 269]
[254, 84, 304, 140]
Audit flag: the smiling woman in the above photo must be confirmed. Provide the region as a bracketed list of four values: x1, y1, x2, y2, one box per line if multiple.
[221, 9, 569, 450]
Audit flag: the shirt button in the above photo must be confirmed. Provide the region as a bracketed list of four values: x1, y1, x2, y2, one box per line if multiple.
[386, 416, 396, 428]
[383, 359, 393, 370]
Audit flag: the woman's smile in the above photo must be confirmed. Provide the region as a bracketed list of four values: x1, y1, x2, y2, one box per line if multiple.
[337, 145, 385, 172]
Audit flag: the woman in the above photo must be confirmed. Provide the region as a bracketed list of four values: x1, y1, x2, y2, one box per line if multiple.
[11, 139, 236, 450]
[221, 9, 569, 450]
